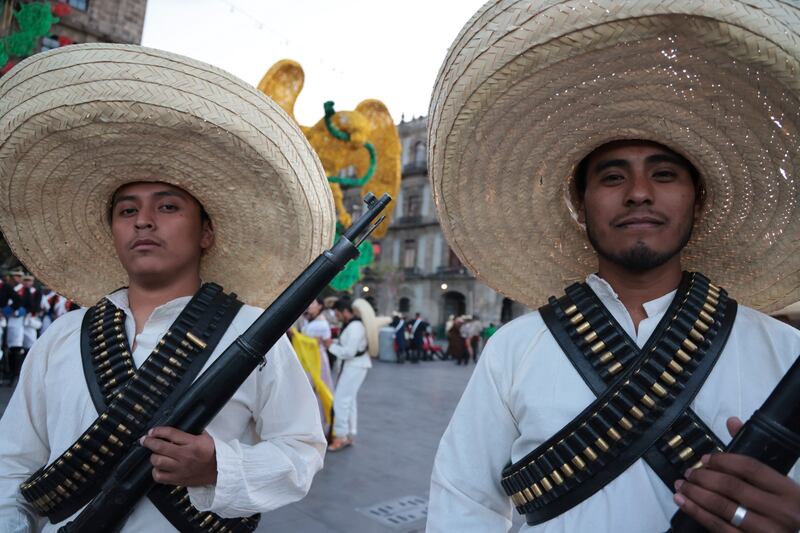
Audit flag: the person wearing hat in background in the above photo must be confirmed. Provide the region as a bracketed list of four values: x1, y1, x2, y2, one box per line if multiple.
[20, 274, 42, 355]
[325, 296, 370, 451]
[426, 2, 800, 532]
[0, 43, 335, 531]
[390, 311, 409, 364]
[409, 312, 430, 363]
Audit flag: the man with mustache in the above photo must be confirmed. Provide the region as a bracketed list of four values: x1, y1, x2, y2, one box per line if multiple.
[0, 44, 335, 531]
[425, 2, 800, 532]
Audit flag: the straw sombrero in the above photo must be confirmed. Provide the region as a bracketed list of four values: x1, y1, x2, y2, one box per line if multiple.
[429, 0, 800, 312]
[0, 44, 335, 307]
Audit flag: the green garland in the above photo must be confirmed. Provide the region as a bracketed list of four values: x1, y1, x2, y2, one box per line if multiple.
[323, 101, 377, 187]
[1, 3, 60, 68]
[328, 225, 375, 292]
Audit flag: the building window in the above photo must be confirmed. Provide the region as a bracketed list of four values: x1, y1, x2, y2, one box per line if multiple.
[68, 0, 88, 11]
[403, 239, 417, 268]
[404, 190, 421, 217]
[399, 297, 410, 313]
[414, 141, 426, 165]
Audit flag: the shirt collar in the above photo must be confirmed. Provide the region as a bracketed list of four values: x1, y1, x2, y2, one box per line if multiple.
[586, 273, 676, 319]
[105, 288, 194, 321]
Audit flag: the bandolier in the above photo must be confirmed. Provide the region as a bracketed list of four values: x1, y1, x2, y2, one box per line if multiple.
[20, 283, 260, 532]
[501, 272, 737, 525]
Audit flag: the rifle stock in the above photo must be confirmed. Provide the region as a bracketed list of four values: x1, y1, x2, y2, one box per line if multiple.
[59, 193, 391, 532]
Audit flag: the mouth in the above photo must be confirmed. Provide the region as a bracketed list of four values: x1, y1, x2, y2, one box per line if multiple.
[131, 239, 161, 250]
[614, 216, 665, 229]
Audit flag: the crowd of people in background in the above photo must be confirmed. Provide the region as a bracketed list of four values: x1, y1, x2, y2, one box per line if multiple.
[0, 267, 78, 386]
[390, 311, 498, 365]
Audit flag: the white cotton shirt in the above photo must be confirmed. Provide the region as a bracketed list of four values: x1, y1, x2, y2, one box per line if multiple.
[302, 316, 332, 359]
[328, 319, 371, 369]
[0, 289, 326, 532]
[427, 275, 800, 533]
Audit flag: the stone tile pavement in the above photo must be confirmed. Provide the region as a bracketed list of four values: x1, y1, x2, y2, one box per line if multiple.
[0, 359, 524, 532]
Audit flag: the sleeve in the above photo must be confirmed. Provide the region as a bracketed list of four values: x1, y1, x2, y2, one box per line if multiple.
[0, 334, 53, 532]
[187, 335, 326, 516]
[327, 322, 364, 360]
[427, 334, 519, 532]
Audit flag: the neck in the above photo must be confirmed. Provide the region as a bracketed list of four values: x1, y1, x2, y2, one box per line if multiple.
[127, 273, 201, 334]
[596, 255, 683, 331]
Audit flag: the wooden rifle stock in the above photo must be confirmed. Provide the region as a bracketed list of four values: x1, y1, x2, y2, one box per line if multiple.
[58, 193, 391, 532]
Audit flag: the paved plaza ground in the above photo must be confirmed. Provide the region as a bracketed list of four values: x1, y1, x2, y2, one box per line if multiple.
[0, 358, 524, 532]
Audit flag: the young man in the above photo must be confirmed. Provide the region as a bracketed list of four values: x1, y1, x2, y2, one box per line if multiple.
[325, 297, 370, 451]
[0, 43, 336, 531]
[425, 2, 800, 532]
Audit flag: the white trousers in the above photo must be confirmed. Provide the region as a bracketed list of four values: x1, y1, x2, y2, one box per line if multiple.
[23, 326, 37, 349]
[5, 317, 24, 348]
[333, 364, 368, 438]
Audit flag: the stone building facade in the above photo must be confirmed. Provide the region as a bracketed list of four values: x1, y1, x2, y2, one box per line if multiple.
[2, 0, 147, 53]
[353, 116, 529, 333]
[50, 0, 147, 45]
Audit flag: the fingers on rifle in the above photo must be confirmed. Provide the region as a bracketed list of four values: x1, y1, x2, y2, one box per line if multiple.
[675, 480, 754, 532]
[703, 453, 795, 494]
[147, 426, 193, 445]
[684, 466, 783, 518]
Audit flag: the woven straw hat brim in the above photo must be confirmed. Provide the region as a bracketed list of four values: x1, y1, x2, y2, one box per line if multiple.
[429, 0, 800, 312]
[0, 44, 335, 307]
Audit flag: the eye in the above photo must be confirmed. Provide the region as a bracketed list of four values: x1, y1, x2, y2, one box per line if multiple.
[117, 206, 137, 217]
[159, 203, 179, 212]
[652, 169, 677, 180]
[599, 173, 624, 184]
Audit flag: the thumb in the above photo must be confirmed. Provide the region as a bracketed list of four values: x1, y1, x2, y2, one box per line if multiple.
[726, 416, 744, 437]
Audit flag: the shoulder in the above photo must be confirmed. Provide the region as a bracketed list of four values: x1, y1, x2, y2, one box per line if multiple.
[228, 303, 264, 334]
[733, 304, 800, 339]
[39, 307, 87, 339]
[479, 311, 552, 369]
[730, 303, 800, 350]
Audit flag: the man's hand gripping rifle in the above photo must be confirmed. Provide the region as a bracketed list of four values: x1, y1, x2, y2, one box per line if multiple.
[59, 193, 392, 532]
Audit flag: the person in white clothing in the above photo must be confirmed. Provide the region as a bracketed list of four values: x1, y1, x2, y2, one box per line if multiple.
[301, 297, 336, 434]
[425, 2, 800, 532]
[325, 296, 370, 452]
[0, 44, 337, 532]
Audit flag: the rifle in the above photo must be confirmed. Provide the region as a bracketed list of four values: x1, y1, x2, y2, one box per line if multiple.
[59, 192, 391, 532]
[669, 353, 800, 532]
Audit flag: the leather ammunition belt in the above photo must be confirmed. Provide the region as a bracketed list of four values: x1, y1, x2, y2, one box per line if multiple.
[21, 283, 259, 532]
[500, 272, 737, 525]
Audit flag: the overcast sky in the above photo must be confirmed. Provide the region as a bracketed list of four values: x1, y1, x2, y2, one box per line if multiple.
[141, 0, 487, 126]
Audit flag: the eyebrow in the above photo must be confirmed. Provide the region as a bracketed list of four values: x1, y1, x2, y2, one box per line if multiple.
[112, 189, 188, 207]
[591, 153, 690, 174]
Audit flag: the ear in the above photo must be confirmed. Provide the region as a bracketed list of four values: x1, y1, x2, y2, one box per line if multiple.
[200, 219, 215, 251]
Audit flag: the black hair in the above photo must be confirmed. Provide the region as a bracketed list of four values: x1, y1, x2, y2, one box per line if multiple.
[573, 140, 703, 203]
[332, 296, 353, 312]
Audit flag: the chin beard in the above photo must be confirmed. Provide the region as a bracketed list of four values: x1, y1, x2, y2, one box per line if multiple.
[586, 220, 693, 273]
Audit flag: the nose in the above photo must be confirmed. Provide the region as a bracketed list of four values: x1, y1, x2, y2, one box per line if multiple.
[623, 170, 654, 206]
[134, 208, 155, 230]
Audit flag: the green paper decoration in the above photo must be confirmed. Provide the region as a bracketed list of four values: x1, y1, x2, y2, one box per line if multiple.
[328, 232, 375, 292]
[1, 2, 60, 70]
